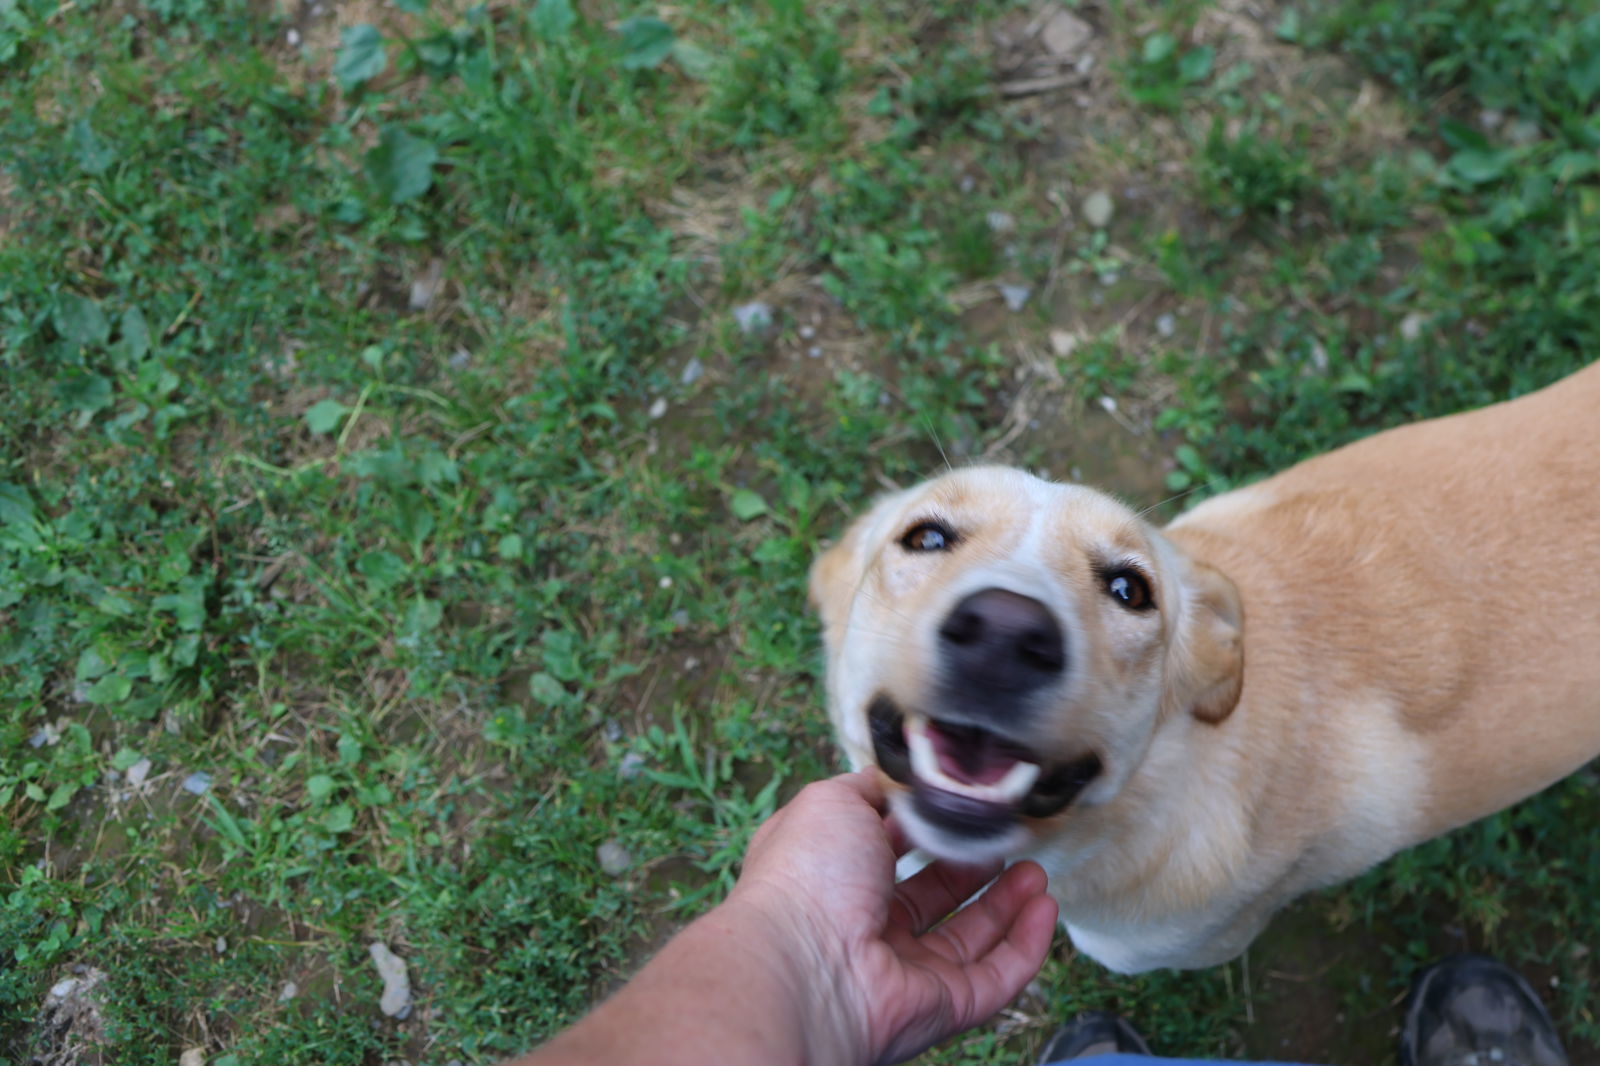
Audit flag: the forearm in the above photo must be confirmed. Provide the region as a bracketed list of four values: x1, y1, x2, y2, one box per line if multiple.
[512, 897, 860, 1066]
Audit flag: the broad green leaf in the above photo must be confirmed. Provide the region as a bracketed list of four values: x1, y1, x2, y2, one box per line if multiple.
[70, 119, 115, 175]
[117, 306, 150, 363]
[730, 488, 768, 521]
[322, 803, 355, 833]
[306, 773, 336, 801]
[618, 16, 674, 70]
[305, 398, 349, 434]
[1178, 46, 1214, 84]
[111, 748, 143, 772]
[85, 674, 132, 704]
[1141, 32, 1176, 65]
[533, 0, 576, 40]
[404, 595, 442, 634]
[1448, 148, 1511, 185]
[47, 783, 77, 811]
[333, 24, 386, 90]
[365, 127, 438, 204]
[357, 550, 406, 587]
[672, 39, 715, 79]
[54, 292, 109, 349]
[497, 533, 524, 560]
[337, 734, 361, 765]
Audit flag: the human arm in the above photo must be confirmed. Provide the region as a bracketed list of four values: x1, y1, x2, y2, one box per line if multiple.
[512, 771, 1058, 1066]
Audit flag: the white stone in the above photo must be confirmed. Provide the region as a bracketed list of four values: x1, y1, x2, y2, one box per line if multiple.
[369, 943, 413, 1019]
[1082, 190, 1114, 229]
[1041, 10, 1093, 58]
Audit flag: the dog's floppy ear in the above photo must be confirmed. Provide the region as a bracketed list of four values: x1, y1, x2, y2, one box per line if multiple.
[809, 489, 910, 647]
[1163, 554, 1244, 724]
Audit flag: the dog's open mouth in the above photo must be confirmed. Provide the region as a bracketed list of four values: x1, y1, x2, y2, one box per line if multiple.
[868, 695, 1102, 830]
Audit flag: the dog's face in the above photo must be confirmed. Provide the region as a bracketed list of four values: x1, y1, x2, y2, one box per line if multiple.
[811, 466, 1243, 864]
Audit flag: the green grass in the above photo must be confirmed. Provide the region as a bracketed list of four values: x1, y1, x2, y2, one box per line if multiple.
[2, 1, 1597, 1063]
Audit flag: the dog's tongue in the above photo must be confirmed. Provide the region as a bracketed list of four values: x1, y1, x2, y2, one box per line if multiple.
[927, 720, 1026, 786]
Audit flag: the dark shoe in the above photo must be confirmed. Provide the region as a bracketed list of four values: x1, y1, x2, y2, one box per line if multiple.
[1402, 955, 1568, 1066]
[1037, 1011, 1152, 1063]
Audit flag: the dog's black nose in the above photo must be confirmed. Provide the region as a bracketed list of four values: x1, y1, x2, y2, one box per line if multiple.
[938, 588, 1066, 692]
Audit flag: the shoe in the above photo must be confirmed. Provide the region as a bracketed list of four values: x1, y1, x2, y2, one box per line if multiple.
[1401, 955, 1568, 1066]
[1037, 1010, 1153, 1063]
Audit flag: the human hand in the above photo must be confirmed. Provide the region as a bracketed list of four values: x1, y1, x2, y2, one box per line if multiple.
[725, 771, 1058, 1065]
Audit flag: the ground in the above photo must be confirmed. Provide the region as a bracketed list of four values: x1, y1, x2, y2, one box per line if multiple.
[3, 0, 1599, 1063]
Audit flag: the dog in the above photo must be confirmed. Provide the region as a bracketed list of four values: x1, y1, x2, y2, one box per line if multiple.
[809, 361, 1600, 972]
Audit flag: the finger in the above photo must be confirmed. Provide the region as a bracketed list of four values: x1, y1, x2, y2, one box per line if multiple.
[884, 814, 913, 858]
[827, 769, 888, 813]
[948, 892, 1059, 1029]
[888, 857, 1004, 937]
[918, 860, 1050, 965]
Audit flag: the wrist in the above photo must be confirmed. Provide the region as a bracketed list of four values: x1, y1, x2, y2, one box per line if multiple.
[717, 886, 872, 1066]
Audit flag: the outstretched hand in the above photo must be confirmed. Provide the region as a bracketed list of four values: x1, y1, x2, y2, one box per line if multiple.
[728, 771, 1059, 1065]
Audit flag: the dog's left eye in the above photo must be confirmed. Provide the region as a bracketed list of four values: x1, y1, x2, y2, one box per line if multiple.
[900, 521, 955, 552]
[1106, 569, 1154, 611]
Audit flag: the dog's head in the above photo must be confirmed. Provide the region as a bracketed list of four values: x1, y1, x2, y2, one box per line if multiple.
[810, 466, 1243, 864]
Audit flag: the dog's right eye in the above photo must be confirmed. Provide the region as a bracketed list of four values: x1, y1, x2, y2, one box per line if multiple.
[900, 521, 955, 553]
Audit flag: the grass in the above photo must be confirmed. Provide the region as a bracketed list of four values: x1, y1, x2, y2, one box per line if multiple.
[1, 0, 1597, 1063]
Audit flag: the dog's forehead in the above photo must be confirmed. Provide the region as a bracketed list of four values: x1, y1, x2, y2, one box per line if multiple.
[905, 468, 1151, 556]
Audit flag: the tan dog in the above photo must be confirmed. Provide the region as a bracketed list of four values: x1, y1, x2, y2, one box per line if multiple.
[810, 361, 1600, 972]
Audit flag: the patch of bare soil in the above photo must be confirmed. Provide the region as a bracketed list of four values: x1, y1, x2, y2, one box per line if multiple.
[27, 968, 110, 1066]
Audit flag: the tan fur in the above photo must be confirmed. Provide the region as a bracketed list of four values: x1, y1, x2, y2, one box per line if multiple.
[811, 361, 1600, 971]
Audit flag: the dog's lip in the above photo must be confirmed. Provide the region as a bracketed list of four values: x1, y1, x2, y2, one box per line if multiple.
[865, 694, 1102, 821]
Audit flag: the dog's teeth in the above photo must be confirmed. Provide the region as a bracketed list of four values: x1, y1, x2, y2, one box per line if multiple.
[904, 717, 1040, 803]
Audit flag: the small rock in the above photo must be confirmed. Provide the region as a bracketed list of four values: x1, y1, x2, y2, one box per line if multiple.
[1399, 311, 1427, 342]
[997, 283, 1032, 312]
[798, 324, 816, 340]
[1479, 108, 1504, 131]
[1041, 10, 1093, 58]
[1097, 395, 1118, 414]
[669, 608, 690, 627]
[286, 27, 301, 47]
[408, 258, 445, 311]
[618, 751, 646, 780]
[597, 841, 632, 876]
[215, 936, 227, 955]
[657, 576, 672, 589]
[279, 981, 300, 1002]
[807, 345, 823, 359]
[29, 723, 60, 748]
[126, 757, 152, 789]
[959, 174, 976, 194]
[648, 397, 668, 420]
[181, 771, 212, 795]
[985, 210, 1016, 234]
[1081, 190, 1114, 229]
[679, 357, 704, 386]
[1309, 339, 1329, 371]
[48, 978, 79, 1004]
[369, 943, 413, 1020]
[448, 347, 471, 370]
[1155, 313, 1176, 338]
[1049, 329, 1080, 357]
[683, 656, 701, 671]
[179, 1048, 205, 1066]
[1505, 118, 1542, 146]
[1097, 269, 1121, 287]
[732, 301, 773, 335]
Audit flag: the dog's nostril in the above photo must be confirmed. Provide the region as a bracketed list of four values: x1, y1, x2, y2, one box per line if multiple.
[939, 588, 1066, 688]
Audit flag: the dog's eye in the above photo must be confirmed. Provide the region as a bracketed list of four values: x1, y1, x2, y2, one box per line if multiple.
[900, 521, 955, 553]
[1106, 569, 1154, 610]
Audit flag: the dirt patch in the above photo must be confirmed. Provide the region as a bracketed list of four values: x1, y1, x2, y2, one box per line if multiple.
[27, 968, 110, 1066]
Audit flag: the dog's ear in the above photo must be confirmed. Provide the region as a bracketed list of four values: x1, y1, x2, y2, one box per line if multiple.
[809, 489, 910, 646]
[1164, 554, 1244, 724]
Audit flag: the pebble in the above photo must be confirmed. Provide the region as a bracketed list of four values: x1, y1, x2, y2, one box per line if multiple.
[215, 936, 227, 955]
[807, 346, 823, 358]
[369, 943, 413, 1020]
[1049, 329, 1080, 357]
[1097, 395, 1118, 414]
[997, 283, 1032, 312]
[985, 210, 1016, 234]
[618, 751, 646, 780]
[182, 771, 212, 795]
[179, 1050, 205, 1066]
[49, 978, 79, 1003]
[1155, 313, 1176, 338]
[679, 357, 704, 386]
[448, 348, 471, 370]
[1041, 10, 1093, 58]
[126, 757, 152, 788]
[287, 27, 301, 46]
[279, 981, 300, 1002]
[597, 840, 633, 876]
[1082, 190, 1114, 229]
[1399, 311, 1427, 342]
[732, 301, 773, 334]
[798, 324, 816, 340]
[648, 397, 668, 420]
[29, 725, 59, 749]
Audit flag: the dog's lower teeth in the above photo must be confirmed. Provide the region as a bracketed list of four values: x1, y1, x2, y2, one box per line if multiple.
[905, 717, 1041, 803]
